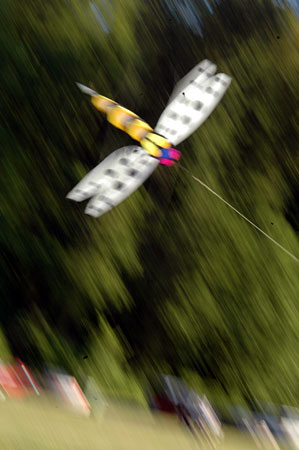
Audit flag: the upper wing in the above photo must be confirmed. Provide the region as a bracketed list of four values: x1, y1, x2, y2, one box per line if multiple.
[154, 60, 231, 146]
[167, 60, 216, 105]
[66, 146, 159, 218]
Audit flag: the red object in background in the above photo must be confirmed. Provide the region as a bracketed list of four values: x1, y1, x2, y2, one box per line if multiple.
[0, 359, 40, 398]
[154, 394, 177, 414]
[49, 373, 91, 415]
[0, 363, 26, 398]
[14, 359, 40, 395]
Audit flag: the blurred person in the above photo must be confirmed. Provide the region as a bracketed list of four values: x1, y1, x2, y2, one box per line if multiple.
[176, 403, 195, 434]
[256, 420, 280, 450]
[201, 395, 223, 440]
[281, 407, 299, 449]
[193, 395, 223, 449]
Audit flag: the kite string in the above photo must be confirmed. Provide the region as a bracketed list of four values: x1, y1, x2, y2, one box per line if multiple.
[179, 165, 299, 263]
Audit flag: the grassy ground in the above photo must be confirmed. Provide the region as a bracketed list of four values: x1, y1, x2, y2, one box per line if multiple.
[0, 396, 258, 449]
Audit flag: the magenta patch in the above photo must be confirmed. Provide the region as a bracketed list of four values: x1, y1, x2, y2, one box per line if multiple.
[168, 149, 181, 160]
[159, 158, 175, 166]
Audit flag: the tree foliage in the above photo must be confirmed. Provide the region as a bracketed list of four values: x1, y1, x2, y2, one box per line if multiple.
[1, 0, 298, 405]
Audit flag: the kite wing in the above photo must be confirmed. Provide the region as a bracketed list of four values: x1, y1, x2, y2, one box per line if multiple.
[166, 60, 217, 105]
[66, 145, 159, 218]
[154, 60, 231, 146]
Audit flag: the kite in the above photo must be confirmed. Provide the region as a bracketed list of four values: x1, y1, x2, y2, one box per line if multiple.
[67, 60, 231, 218]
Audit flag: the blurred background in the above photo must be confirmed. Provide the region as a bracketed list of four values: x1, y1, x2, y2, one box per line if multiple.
[0, 0, 299, 448]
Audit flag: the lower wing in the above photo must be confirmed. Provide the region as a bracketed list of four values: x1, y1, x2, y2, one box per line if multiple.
[66, 146, 159, 218]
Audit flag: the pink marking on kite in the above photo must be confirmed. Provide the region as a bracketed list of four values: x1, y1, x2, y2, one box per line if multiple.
[168, 149, 181, 160]
[159, 158, 175, 166]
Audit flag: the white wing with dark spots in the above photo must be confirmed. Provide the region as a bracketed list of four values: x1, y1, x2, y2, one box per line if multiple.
[167, 60, 217, 105]
[66, 146, 159, 218]
[155, 60, 231, 146]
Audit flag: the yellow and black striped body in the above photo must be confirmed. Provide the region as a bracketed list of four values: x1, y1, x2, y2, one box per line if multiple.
[91, 95, 181, 165]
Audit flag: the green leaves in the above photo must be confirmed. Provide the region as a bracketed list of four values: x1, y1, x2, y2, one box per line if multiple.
[1, 0, 298, 405]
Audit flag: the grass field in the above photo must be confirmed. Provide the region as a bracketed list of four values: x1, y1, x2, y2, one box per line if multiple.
[0, 396, 258, 449]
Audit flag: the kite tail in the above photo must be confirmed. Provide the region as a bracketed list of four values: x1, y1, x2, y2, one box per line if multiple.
[76, 82, 152, 141]
[76, 82, 179, 163]
[90, 95, 153, 142]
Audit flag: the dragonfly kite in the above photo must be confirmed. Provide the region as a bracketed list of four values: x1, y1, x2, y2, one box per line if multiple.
[67, 60, 232, 218]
